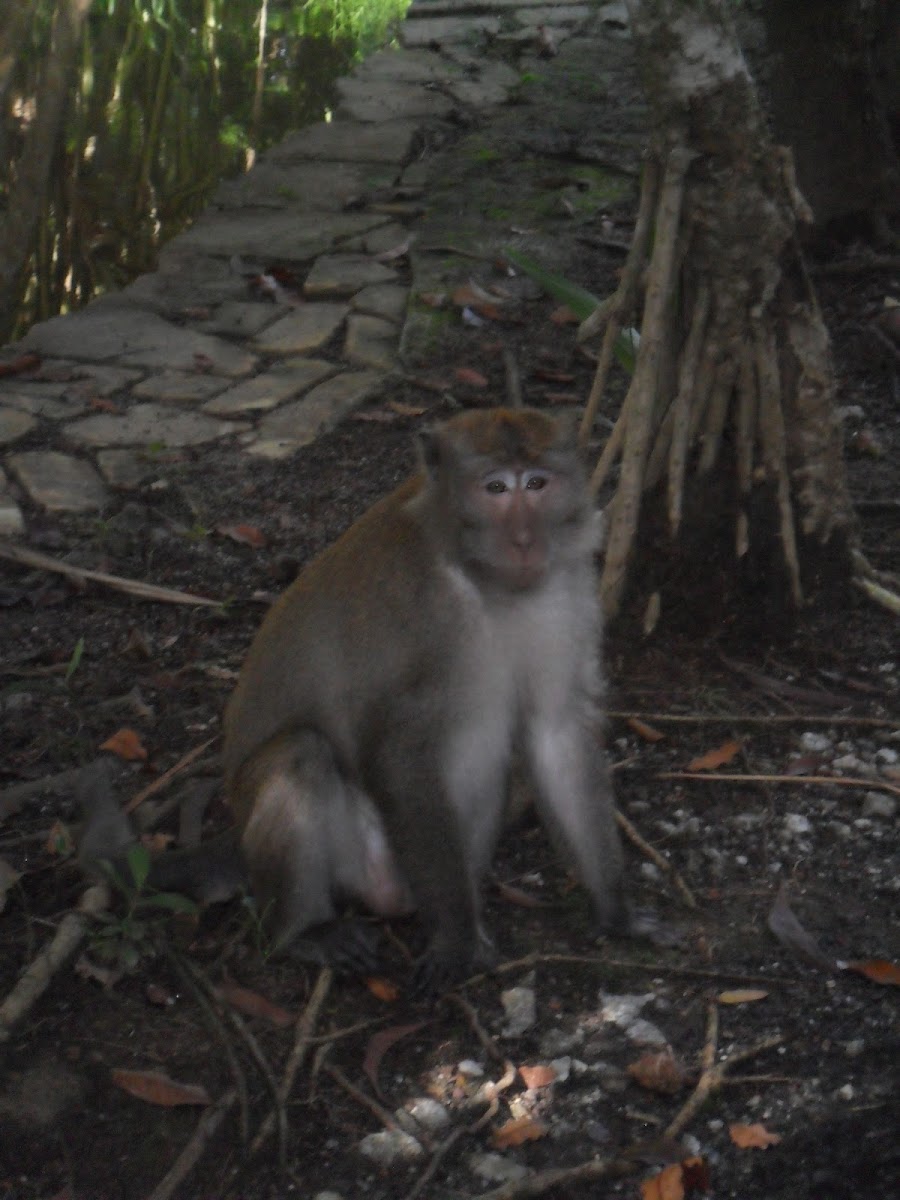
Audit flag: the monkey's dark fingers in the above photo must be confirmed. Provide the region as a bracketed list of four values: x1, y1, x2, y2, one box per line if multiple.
[287, 919, 382, 976]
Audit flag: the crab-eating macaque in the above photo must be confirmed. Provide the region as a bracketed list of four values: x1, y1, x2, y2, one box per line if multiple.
[222, 407, 628, 990]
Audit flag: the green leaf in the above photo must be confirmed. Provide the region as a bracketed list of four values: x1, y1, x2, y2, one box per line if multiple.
[503, 248, 601, 320]
[126, 843, 151, 892]
[65, 637, 85, 682]
[140, 891, 199, 915]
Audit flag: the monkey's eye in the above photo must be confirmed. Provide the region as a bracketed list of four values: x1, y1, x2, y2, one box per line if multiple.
[483, 469, 516, 494]
[524, 471, 550, 491]
[485, 479, 508, 494]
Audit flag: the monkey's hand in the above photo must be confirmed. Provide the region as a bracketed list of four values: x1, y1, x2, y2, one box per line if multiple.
[287, 918, 382, 976]
[410, 925, 498, 995]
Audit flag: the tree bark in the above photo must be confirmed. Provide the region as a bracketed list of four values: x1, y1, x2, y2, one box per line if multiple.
[587, 0, 872, 625]
[0, 0, 92, 342]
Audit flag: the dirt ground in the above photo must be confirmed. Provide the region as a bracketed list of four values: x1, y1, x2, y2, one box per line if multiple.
[1, 111, 899, 1200]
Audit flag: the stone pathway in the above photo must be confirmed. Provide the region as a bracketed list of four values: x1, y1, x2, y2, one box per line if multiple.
[0, 0, 640, 533]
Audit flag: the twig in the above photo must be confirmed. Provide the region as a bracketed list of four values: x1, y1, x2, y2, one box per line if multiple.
[167, 951, 251, 1148]
[144, 1087, 238, 1200]
[250, 966, 333, 1154]
[855, 575, 900, 617]
[469, 1155, 633, 1200]
[442, 992, 507, 1065]
[324, 1063, 401, 1132]
[665, 1000, 784, 1139]
[0, 883, 110, 1040]
[473, 952, 794, 989]
[404, 1125, 469, 1200]
[600, 141, 695, 618]
[609, 710, 899, 728]
[0, 539, 221, 607]
[658, 770, 900, 798]
[0, 762, 100, 820]
[125, 738, 218, 813]
[667, 282, 710, 534]
[615, 809, 697, 908]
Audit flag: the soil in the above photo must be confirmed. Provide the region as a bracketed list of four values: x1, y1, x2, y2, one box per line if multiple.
[1, 61, 899, 1200]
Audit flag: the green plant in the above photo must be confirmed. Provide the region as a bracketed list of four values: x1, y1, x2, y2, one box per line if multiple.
[91, 844, 198, 974]
[65, 637, 85, 683]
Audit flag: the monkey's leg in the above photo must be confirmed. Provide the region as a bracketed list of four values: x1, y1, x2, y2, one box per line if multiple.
[526, 719, 629, 933]
[238, 731, 397, 974]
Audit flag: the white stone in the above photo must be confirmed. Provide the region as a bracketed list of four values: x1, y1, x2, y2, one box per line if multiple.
[500, 986, 537, 1037]
[358, 1129, 423, 1164]
[784, 813, 812, 835]
[861, 792, 897, 820]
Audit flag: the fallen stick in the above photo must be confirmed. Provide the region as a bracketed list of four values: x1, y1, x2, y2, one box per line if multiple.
[125, 737, 218, 813]
[144, 1086, 238, 1200]
[615, 808, 696, 908]
[0, 539, 221, 607]
[609, 711, 899, 728]
[0, 883, 110, 1039]
[658, 770, 900, 798]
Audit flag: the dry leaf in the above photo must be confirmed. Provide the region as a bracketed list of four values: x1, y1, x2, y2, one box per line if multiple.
[686, 740, 742, 771]
[100, 728, 148, 762]
[519, 1064, 557, 1089]
[627, 717, 665, 743]
[111, 1068, 210, 1107]
[387, 401, 427, 418]
[0, 352, 41, 377]
[218, 980, 295, 1027]
[453, 367, 489, 388]
[729, 1122, 781, 1149]
[767, 883, 835, 971]
[495, 880, 543, 908]
[641, 1158, 709, 1200]
[533, 367, 576, 384]
[363, 1022, 427, 1098]
[492, 1115, 549, 1148]
[841, 959, 900, 986]
[145, 983, 177, 1007]
[549, 304, 579, 325]
[417, 291, 447, 309]
[718, 988, 769, 1005]
[217, 523, 266, 548]
[366, 976, 401, 1002]
[628, 1049, 687, 1095]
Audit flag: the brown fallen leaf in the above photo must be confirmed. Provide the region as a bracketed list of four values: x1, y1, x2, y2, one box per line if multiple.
[111, 1068, 210, 1107]
[495, 879, 544, 908]
[718, 988, 769, 1005]
[217, 523, 266, 549]
[628, 1049, 688, 1095]
[363, 1021, 427, 1099]
[641, 1157, 710, 1200]
[627, 716, 665, 743]
[841, 958, 900, 986]
[453, 367, 489, 388]
[729, 1122, 781, 1149]
[387, 400, 427, 418]
[492, 1115, 549, 1149]
[217, 980, 295, 1028]
[549, 304, 579, 325]
[686, 739, 742, 771]
[767, 882, 835, 971]
[366, 976, 401, 1002]
[0, 352, 41, 377]
[100, 728, 148, 762]
[519, 1063, 557, 1089]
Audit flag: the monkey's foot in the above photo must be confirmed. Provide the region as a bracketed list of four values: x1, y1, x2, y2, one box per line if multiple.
[409, 925, 498, 995]
[287, 918, 381, 975]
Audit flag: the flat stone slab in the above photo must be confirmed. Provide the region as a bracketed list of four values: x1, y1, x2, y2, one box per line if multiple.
[212, 161, 388, 211]
[22, 308, 256, 378]
[0, 384, 92, 421]
[354, 48, 463, 84]
[252, 369, 383, 457]
[195, 301, 283, 338]
[254, 304, 349, 355]
[132, 372, 229, 404]
[96, 450, 159, 490]
[174, 209, 389, 262]
[267, 120, 421, 166]
[201, 360, 338, 417]
[122, 252, 250, 315]
[64, 402, 243, 448]
[400, 16, 501, 47]
[336, 77, 457, 123]
[344, 315, 399, 370]
[8, 451, 108, 512]
[0, 407, 38, 445]
[304, 255, 398, 299]
[352, 283, 409, 323]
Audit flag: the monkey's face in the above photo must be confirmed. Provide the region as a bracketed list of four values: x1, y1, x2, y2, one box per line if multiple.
[458, 464, 572, 590]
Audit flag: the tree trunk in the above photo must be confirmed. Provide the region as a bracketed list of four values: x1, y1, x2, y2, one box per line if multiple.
[582, 0, 891, 627]
[0, 0, 92, 342]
